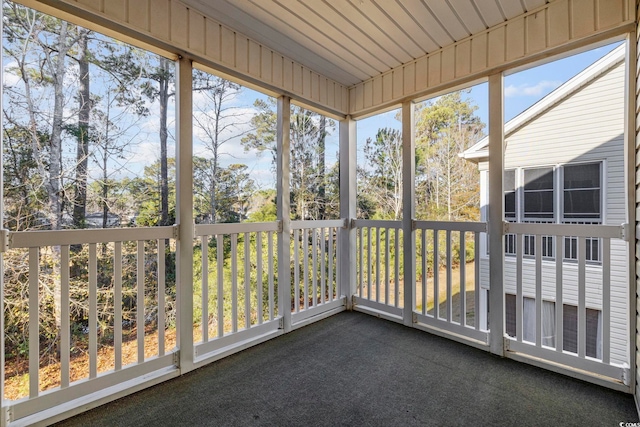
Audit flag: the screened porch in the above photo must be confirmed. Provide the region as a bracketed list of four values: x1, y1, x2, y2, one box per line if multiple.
[1, 1, 639, 426]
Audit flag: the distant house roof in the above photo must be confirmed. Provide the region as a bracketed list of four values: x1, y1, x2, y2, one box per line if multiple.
[460, 44, 625, 163]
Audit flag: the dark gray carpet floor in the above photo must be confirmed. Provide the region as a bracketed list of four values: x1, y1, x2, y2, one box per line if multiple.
[55, 311, 638, 426]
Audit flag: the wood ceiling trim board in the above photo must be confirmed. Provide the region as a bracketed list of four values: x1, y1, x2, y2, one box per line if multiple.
[455, 39, 472, 78]
[363, 80, 373, 109]
[449, 0, 487, 34]
[260, 47, 272, 82]
[248, 40, 261, 78]
[571, 0, 596, 39]
[299, 0, 399, 69]
[547, 0, 570, 47]
[170, 1, 188, 48]
[77, 0, 102, 12]
[403, 62, 416, 95]
[345, 0, 421, 60]
[415, 56, 428, 92]
[280, 0, 392, 72]
[128, 0, 149, 32]
[597, 0, 626, 30]
[188, 8, 205, 54]
[382, 73, 393, 103]
[396, 0, 454, 48]
[505, 16, 525, 60]
[525, 8, 547, 54]
[471, 32, 488, 72]
[149, 0, 170, 39]
[104, 0, 125, 22]
[426, 0, 470, 40]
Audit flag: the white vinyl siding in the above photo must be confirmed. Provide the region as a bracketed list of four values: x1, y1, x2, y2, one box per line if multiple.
[479, 61, 627, 364]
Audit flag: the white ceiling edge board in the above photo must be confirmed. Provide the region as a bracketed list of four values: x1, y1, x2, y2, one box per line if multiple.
[349, 0, 635, 118]
[22, 0, 350, 118]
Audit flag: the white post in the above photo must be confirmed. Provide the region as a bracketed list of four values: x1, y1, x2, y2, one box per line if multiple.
[624, 32, 637, 390]
[402, 101, 415, 326]
[339, 116, 357, 309]
[176, 56, 194, 373]
[488, 72, 505, 356]
[277, 96, 292, 332]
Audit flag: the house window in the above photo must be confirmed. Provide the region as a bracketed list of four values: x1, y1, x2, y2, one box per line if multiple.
[504, 170, 516, 220]
[505, 293, 602, 359]
[498, 163, 602, 261]
[563, 163, 601, 220]
[523, 167, 555, 220]
[505, 294, 555, 347]
[562, 304, 602, 359]
[504, 170, 516, 255]
[562, 163, 602, 262]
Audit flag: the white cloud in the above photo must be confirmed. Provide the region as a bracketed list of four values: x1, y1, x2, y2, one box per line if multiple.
[3, 61, 21, 87]
[504, 80, 562, 97]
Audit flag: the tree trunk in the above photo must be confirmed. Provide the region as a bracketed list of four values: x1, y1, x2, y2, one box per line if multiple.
[73, 29, 91, 230]
[159, 57, 170, 226]
[317, 116, 326, 220]
[48, 21, 72, 331]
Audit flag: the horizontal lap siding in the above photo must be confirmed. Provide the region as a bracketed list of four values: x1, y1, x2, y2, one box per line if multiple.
[481, 62, 628, 364]
[349, 0, 633, 117]
[38, 0, 349, 115]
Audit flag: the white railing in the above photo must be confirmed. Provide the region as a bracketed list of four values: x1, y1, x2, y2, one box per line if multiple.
[413, 221, 488, 343]
[354, 219, 403, 319]
[193, 222, 280, 360]
[5, 226, 177, 423]
[290, 220, 345, 326]
[504, 221, 628, 381]
[1, 218, 630, 424]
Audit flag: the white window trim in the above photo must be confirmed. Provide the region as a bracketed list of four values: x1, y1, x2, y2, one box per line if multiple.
[489, 161, 605, 260]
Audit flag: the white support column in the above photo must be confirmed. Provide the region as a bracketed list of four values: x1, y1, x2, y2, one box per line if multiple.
[488, 72, 505, 356]
[176, 56, 194, 373]
[339, 116, 357, 309]
[402, 101, 415, 327]
[277, 96, 292, 332]
[624, 31, 637, 390]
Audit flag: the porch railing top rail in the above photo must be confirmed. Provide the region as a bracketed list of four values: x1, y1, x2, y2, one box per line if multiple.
[413, 220, 487, 232]
[506, 222, 628, 240]
[291, 219, 347, 230]
[194, 221, 279, 236]
[353, 219, 401, 229]
[8, 225, 177, 248]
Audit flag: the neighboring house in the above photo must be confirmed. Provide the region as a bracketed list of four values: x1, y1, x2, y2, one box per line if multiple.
[461, 45, 627, 365]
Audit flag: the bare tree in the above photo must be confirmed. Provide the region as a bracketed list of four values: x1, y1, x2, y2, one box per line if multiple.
[192, 71, 248, 223]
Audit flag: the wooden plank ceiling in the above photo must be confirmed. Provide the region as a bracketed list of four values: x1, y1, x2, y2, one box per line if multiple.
[183, 0, 549, 87]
